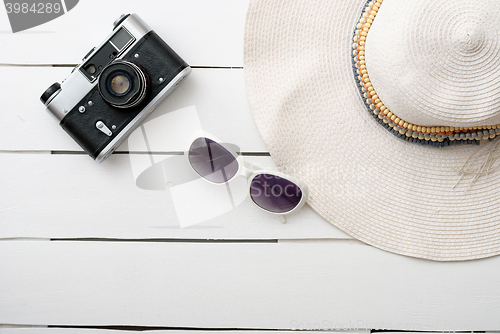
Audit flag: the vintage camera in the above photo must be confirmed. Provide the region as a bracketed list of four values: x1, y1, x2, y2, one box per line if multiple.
[40, 14, 191, 162]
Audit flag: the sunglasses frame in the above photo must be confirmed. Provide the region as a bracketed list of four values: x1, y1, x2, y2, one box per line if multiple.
[185, 131, 309, 215]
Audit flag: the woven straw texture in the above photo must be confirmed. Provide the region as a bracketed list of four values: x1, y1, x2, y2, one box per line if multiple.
[244, 0, 500, 261]
[366, 0, 500, 127]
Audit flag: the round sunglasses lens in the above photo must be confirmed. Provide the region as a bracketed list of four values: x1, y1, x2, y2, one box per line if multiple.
[188, 137, 239, 183]
[250, 174, 303, 213]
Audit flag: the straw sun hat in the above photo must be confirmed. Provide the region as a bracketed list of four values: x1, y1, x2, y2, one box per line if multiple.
[244, 0, 500, 261]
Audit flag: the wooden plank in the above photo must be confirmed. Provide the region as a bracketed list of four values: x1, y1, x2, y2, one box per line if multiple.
[0, 329, 369, 334]
[1, 240, 500, 330]
[0, 153, 348, 239]
[0, 66, 266, 152]
[0, 0, 247, 66]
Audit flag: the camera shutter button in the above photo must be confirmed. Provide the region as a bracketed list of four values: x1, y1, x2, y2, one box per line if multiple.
[96, 121, 113, 137]
[113, 14, 130, 30]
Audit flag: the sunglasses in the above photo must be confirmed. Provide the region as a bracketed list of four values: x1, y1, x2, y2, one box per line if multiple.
[187, 136, 309, 215]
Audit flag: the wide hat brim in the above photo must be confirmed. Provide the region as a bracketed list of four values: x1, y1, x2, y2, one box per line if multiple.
[244, 0, 500, 261]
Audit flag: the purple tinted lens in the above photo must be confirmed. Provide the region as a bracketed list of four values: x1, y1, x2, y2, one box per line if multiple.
[250, 174, 302, 213]
[188, 137, 239, 183]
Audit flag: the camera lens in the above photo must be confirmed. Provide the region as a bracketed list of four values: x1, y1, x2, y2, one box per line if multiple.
[98, 60, 149, 109]
[108, 72, 131, 96]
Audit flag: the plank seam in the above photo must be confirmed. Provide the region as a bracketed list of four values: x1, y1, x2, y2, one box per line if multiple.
[0, 64, 243, 69]
[0, 150, 271, 156]
[49, 238, 278, 243]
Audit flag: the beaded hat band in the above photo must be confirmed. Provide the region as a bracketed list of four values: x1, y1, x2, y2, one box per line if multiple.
[352, 0, 500, 147]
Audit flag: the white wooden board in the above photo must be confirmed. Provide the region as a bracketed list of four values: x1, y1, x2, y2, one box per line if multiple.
[0, 153, 349, 239]
[0, 0, 247, 67]
[0, 330, 369, 334]
[0, 66, 266, 152]
[2, 0, 498, 331]
[1, 240, 500, 330]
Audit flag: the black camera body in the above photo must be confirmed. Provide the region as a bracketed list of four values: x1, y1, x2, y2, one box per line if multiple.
[41, 14, 191, 162]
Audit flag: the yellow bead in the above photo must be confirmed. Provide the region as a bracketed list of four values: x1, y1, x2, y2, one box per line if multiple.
[387, 112, 393, 118]
[403, 122, 408, 129]
[422, 127, 427, 133]
[417, 126, 422, 132]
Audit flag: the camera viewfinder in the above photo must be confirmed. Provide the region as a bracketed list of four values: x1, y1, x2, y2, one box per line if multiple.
[80, 27, 135, 82]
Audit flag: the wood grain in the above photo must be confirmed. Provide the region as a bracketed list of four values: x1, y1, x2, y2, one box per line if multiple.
[0, 153, 348, 239]
[0, 329, 369, 334]
[1, 240, 499, 330]
[0, 0, 247, 66]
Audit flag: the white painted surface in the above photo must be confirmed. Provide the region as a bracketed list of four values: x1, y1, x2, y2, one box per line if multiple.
[0, 153, 347, 239]
[1, 241, 500, 330]
[0, 0, 499, 330]
[0, 0, 247, 66]
[0, 330, 369, 334]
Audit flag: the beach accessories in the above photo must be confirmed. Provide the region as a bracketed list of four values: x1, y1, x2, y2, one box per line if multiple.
[244, 0, 500, 260]
[188, 136, 309, 215]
